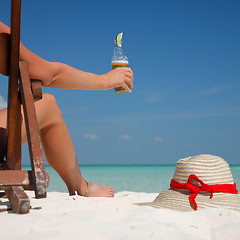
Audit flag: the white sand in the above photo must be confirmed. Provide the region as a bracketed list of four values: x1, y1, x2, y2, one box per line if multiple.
[1, 191, 240, 240]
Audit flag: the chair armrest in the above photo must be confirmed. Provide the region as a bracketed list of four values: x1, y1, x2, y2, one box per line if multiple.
[30, 79, 42, 102]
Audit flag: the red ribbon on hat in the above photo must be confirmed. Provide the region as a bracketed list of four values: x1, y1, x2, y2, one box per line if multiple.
[170, 174, 238, 210]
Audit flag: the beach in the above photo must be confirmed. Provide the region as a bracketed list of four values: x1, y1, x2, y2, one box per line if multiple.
[1, 191, 240, 240]
[1, 0, 240, 239]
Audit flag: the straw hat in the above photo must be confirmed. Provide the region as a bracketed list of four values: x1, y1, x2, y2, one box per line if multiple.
[139, 154, 240, 211]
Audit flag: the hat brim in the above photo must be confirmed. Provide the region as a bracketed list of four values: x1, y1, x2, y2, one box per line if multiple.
[137, 189, 240, 211]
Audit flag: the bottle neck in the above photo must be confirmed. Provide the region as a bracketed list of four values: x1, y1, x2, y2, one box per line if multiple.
[112, 44, 128, 62]
[114, 45, 123, 55]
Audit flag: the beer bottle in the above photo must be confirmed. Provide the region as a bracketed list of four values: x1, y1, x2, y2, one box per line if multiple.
[112, 32, 130, 93]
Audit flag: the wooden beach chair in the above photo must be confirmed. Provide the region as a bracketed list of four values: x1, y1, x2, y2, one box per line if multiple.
[0, 0, 48, 214]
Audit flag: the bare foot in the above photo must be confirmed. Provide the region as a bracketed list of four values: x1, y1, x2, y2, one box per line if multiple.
[86, 183, 114, 198]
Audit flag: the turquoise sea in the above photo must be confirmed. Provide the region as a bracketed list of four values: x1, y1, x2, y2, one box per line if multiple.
[23, 165, 240, 194]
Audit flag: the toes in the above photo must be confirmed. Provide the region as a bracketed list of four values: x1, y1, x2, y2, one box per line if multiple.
[104, 186, 114, 197]
[108, 192, 114, 198]
[87, 183, 115, 197]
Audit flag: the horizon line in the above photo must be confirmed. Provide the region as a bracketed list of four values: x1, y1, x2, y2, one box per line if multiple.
[22, 164, 240, 167]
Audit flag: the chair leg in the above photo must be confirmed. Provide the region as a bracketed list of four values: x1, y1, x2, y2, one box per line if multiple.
[5, 186, 30, 214]
[19, 61, 47, 199]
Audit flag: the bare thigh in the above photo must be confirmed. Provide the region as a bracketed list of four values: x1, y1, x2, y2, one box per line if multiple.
[0, 107, 7, 129]
[0, 93, 62, 147]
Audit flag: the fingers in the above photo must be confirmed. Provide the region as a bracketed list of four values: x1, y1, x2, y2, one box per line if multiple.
[115, 67, 133, 91]
[121, 67, 133, 74]
[124, 69, 133, 91]
[117, 67, 133, 77]
[113, 66, 133, 78]
[105, 67, 133, 92]
[122, 82, 132, 93]
[124, 75, 133, 88]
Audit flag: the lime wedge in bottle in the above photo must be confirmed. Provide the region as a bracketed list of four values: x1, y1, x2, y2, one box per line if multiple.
[115, 32, 123, 47]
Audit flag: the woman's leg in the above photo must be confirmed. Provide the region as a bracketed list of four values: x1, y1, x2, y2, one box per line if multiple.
[0, 93, 114, 197]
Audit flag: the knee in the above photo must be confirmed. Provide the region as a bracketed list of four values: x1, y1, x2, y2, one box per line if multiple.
[41, 93, 61, 114]
[36, 93, 63, 126]
[41, 93, 58, 107]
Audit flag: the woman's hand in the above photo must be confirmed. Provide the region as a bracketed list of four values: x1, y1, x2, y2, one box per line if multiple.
[100, 67, 134, 93]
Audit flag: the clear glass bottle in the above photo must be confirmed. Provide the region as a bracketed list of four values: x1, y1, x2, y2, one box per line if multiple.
[112, 32, 130, 93]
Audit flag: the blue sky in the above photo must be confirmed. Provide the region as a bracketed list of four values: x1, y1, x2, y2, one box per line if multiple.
[1, 0, 240, 165]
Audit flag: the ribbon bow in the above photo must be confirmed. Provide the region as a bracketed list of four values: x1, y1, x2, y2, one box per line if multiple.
[170, 174, 238, 210]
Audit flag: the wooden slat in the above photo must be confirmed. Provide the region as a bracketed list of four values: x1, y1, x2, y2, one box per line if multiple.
[0, 170, 49, 190]
[0, 33, 10, 76]
[6, 0, 22, 169]
[6, 186, 30, 214]
[19, 61, 47, 199]
[13, 92, 22, 170]
[0, 170, 33, 190]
